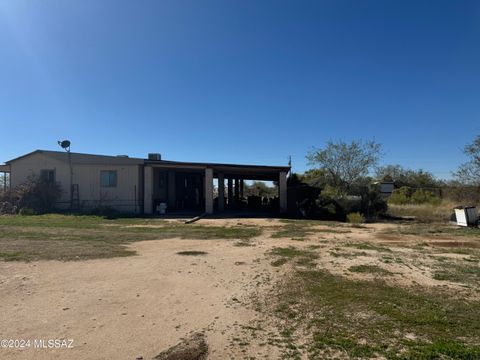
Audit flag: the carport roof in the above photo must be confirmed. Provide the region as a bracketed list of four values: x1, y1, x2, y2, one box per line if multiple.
[145, 159, 290, 181]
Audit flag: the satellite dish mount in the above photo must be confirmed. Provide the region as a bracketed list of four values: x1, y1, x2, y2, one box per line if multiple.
[58, 140, 71, 152]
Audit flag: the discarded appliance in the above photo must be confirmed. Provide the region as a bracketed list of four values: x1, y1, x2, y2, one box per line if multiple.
[156, 202, 168, 215]
[454, 206, 478, 227]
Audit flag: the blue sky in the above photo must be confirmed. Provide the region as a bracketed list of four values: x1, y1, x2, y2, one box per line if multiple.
[0, 0, 479, 178]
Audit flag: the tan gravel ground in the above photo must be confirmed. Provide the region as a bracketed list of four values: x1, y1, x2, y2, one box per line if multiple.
[0, 218, 478, 359]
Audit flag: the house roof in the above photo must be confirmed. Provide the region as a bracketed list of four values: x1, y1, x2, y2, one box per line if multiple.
[5, 150, 144, 165]
[5, 150, 290, 180]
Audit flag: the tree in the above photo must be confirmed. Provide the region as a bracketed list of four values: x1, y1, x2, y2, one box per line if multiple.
[0, 172, 9, 193]
[455, 135, 480, 185]
[243, 181, 277, 198]
[1, 175, 62, 214]
[375, 165, 438, 188]
[306, 139, 382, 192]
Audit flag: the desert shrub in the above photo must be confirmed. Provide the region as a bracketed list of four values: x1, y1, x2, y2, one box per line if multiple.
[314, 186, 387, 221]
[442, 185, 480, 204]
[389, 187, 441, 206]
[389, 186, 411, 205]
[410, 189, 441, 205]
[0, 175, 62, 214]
[0, 201, 16, 215]
[347, 212, 365, 224]
[18, 207, 36, 216]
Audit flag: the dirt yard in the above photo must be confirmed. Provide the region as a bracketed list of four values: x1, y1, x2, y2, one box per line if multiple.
[0, 217, 479, 359]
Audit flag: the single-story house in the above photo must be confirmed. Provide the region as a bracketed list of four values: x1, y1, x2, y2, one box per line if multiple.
[0, 150, 290, 215]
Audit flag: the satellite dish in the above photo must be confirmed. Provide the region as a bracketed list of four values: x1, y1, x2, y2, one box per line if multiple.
[58, 140, 71, 151]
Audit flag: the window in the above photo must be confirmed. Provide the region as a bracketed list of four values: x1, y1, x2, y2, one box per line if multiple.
[100, 170, 117, 187]
[40, 169, 55, 184]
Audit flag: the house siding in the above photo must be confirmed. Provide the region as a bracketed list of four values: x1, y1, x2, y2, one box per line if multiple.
[9, 152, 141, 212]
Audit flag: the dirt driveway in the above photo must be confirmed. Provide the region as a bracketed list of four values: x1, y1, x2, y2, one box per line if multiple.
[0, 230, 287, 360]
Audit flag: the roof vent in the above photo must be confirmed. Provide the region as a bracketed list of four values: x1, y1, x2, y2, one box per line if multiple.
[148, 153, 162, 161]
[116, 155, 129, 158]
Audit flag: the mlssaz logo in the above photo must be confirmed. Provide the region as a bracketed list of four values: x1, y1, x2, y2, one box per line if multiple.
[34, 339, 74, 349]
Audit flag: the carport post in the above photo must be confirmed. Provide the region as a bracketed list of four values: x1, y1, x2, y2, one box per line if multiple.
[144, 166, 153, 214]
[168, 171, 176, 208]
[227, 178, 233, 207]
[234, 178, 239, 202]
[218, 173, 225, 211]
[279, 171, 287, 214]
[240, 179, 244, 198]
[205, 168, 214, 214]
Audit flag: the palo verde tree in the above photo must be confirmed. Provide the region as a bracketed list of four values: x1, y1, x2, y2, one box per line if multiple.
[455, 135, 480, 185]
[306, 139, 382, 193]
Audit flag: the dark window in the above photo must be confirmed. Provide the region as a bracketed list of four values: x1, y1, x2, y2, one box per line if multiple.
[40, 169, 55, 184]
[100, 170, 117, 187]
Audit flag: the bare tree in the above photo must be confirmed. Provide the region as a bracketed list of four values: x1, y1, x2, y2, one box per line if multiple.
[307, 139, 382, 192]
[455, 135, 480, 185]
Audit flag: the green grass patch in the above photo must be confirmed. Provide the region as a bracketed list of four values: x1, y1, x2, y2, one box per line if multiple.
[329, 250, 368, 258]
[176, 251, 208, 256]
[0, 214, 262, 261]
[432, 261, 480, 285]
[271, 224, 313, 239]
[344, 242, 393, 253]
[348, 264, 393, 276]
[384, 223, 480, 240]
[272, 268, 480, 359]
[269, 246, 318, 268]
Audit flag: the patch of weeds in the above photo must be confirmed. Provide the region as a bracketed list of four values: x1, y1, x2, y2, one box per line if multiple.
[291, 237, 306, 241]
[0, 252, 26, 261]
[271, 258, 289, 267]
[384, 223, 480, 239]
[269, 247, 318, 268]
[311, 334, 378, 358]
[279, 219, 338, 227]
[273, 269, 480, 359]
[432, 261, 480, 285]
[329, 250, 368, 258]
[176, 251, 208, 256]
[348, 264, 393, 276]
[345, 242, 393, 253]
[271, 224, 314, 239]
[316, 228, 352, 234]
[382, 255, 404, 265]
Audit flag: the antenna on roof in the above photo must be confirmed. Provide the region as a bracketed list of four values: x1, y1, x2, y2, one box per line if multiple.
[57, 140, 73, 209]
[58, 140, 71, 152]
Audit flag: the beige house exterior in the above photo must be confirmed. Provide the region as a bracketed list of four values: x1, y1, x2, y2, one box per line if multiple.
[1, 150, 290, 215]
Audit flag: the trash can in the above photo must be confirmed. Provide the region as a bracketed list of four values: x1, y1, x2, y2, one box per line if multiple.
[454, 206, 478, 227]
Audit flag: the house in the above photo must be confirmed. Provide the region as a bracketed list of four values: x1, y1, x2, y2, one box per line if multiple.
[0, 150, 290, 215]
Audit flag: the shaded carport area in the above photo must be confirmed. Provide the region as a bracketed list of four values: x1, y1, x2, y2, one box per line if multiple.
[143, 160, 290, 215]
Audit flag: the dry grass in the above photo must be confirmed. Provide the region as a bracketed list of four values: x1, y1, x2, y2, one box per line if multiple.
[387, 200, 458, 223]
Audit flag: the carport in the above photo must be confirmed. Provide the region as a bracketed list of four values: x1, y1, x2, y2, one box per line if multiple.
[142, 160, 290, 215]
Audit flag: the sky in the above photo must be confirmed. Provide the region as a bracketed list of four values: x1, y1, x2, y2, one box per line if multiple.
[0, 0, 479, 179]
